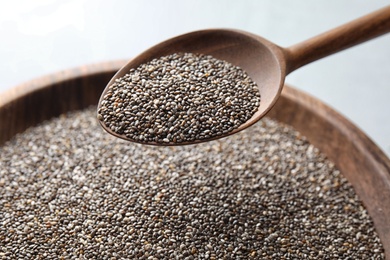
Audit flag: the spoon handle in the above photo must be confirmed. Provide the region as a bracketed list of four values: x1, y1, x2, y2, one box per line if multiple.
[285, 5, 390, 74]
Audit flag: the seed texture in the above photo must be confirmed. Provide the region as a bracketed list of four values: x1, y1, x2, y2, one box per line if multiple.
[0, 107, 384, 259]
[98, 52, 261, 143]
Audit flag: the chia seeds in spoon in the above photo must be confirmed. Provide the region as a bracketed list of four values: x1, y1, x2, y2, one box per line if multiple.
[97, 52, 260, 144]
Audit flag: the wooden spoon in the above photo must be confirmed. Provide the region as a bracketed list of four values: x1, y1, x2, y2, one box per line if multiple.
[98, 6, 390, 145]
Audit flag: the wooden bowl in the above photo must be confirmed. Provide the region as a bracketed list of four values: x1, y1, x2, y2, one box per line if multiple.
[1, 61, 389, 258]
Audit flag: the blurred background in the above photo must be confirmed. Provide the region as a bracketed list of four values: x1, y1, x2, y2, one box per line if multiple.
[1, 0, 389, 156]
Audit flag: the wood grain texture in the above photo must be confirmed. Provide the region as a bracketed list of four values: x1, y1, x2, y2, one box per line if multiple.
[1, 62, 389, 258]
[0, 60, 127, 145]
[284, 5, 390, 74]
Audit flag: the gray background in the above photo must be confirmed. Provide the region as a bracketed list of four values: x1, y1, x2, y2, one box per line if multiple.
[1, 0, 389, 156]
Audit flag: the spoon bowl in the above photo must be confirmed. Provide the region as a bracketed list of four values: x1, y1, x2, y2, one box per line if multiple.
[98, 6, 390, 145]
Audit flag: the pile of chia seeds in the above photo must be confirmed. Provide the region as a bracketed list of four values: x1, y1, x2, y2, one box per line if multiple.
[0, 107, 384, 259]
[97, 52, 260, 144]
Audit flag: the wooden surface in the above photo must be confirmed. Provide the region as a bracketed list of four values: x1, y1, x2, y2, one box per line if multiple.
[0, 60, 125, 145]
[1, 61, 390, 258]
[284, 5, 390, 73]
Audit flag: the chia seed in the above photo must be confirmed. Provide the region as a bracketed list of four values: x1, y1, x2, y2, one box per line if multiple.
[0, 107, 384, 259]
[97, 52, 261, 144]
